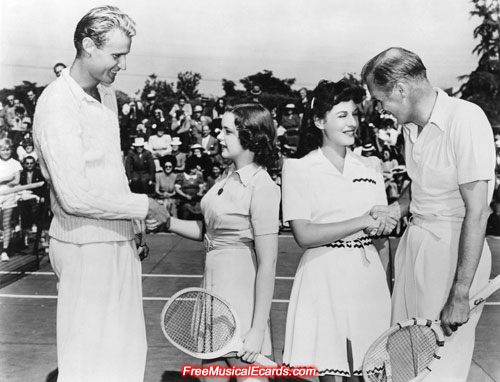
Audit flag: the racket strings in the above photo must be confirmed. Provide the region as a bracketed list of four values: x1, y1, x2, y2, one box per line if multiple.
[162, 291, 236, 354]
[364, 325, 439, 382]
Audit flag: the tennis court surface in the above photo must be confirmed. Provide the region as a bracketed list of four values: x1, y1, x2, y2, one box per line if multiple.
[1, 233, 499, 382]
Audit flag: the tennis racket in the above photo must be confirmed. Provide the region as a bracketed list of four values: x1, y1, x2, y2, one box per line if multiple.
[363, 274, 500, 382]
[160, 287, 276, 366]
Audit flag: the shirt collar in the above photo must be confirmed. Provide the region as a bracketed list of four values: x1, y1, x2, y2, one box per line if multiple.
[60, 68, 113, 105]
[229, 162, 261, 187]
[426, 88, 449, 131]
[403, 88, 449, 142]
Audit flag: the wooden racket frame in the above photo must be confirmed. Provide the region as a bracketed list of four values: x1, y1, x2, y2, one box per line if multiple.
[363, 274, 500, 382]
[161, 287, 276, 366]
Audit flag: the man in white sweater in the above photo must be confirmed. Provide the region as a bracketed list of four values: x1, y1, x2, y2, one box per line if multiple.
[33, 6, 169, 382]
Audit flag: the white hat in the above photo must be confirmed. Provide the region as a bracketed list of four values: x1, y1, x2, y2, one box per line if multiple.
[190, 143, 203, 150]
[286, 103, 295, 109]
[147, 90, 156, 98]
[132, 137, 145, 147]
[392, 165, 407, 174]
[171, 137, 182, 146]
[194, 105, 203, 112]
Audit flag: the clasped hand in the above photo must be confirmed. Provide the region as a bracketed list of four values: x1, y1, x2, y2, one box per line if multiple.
[146, 198, 169, 231]
[364, 205, 399, 236]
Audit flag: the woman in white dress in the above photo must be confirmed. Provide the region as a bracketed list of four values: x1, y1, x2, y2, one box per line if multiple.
[282, 79, 394, 381]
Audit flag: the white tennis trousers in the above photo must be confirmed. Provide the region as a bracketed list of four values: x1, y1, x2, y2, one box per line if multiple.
[49, 238, 147, 382]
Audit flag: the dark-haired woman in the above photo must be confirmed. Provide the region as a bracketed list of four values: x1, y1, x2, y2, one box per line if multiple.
[211, 97, 227, 136]
[282, 80, 393, 381]
[153, 104, 279, 376]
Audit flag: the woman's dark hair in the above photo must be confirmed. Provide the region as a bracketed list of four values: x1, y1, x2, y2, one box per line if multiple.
[297, 79, 365, 158]
[229, 103, 278, 169]
[214, 98, 227, 115]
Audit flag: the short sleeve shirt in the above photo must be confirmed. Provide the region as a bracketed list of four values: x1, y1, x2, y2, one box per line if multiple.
[201, 163, 280, 242]
[282, 148, 387, 239]
[0, 158, 22, 193]
[403, 89, 495, 219]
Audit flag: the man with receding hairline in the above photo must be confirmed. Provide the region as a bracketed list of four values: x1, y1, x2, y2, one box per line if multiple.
[362, 47, 495, 381]
[34, 6, 169, 382]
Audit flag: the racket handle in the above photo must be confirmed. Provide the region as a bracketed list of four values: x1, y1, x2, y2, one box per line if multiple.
[254, 354, 277, 367]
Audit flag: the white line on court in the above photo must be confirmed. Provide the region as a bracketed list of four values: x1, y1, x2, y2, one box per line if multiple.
[1, 293, 499, 306]
[0, 294, 292, 303]
[0, 271, 295, 280]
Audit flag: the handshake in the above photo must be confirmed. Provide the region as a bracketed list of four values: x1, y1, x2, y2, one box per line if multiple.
[363, 204, 401, 237]
[146, 198, 170, 231]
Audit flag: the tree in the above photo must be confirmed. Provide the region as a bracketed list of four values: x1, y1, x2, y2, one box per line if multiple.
[140, 73, 176, 113]
[458, 0, 500, 125]
[240, 70, 296, 95]
[177, 71, 202, 100]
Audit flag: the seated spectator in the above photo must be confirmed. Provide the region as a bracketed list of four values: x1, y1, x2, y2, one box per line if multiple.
[168, 137, 187, 173]
[0, 137, 22, 261]
[186, 143, 212, 175]
[487, 201, 500, 237]
[376, 114, 399, 148]
[381, 147, 399, 179]
[10, 106, 31, 148]
[155, 159, 178, 217]
[17, 138, 38, 163]
[205, 163, 223, 191]
[148, 126, 172, 169]
[280, 104, 301, 130]
[211, 97, 227, 135]
[175, 161, 205, 220]
[125, 137, 156, 194]
[295, 87, 309, 120]
[25, 90, 38, 120]
[200, 96, 213, 117]
[169, 95, 192, 119]
[17, 156, 46, 247]
[197, 124, 220, 158]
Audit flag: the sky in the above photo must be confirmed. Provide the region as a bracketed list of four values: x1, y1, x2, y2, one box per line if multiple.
[0, 0, 482, 97]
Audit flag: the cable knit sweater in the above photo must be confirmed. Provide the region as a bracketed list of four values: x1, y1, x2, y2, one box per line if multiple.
[33, 69, 148, 244]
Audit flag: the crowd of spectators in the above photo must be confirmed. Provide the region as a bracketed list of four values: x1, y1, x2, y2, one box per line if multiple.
[1, 64, 500, 262]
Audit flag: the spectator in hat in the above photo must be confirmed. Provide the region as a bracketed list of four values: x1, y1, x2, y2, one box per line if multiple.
[125, 137, 156, 194]
[249, 84, 262, 103]
[280, 103, 301, 131]
[168, 137, 187, 173]
[148, 126, 172, 168]
[184, 105, 205, 146]
[186, 143, 212, 175]
[53, 62, 66, 77]
[144, 90, 159, 119]
[154, 158, 178, 217]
